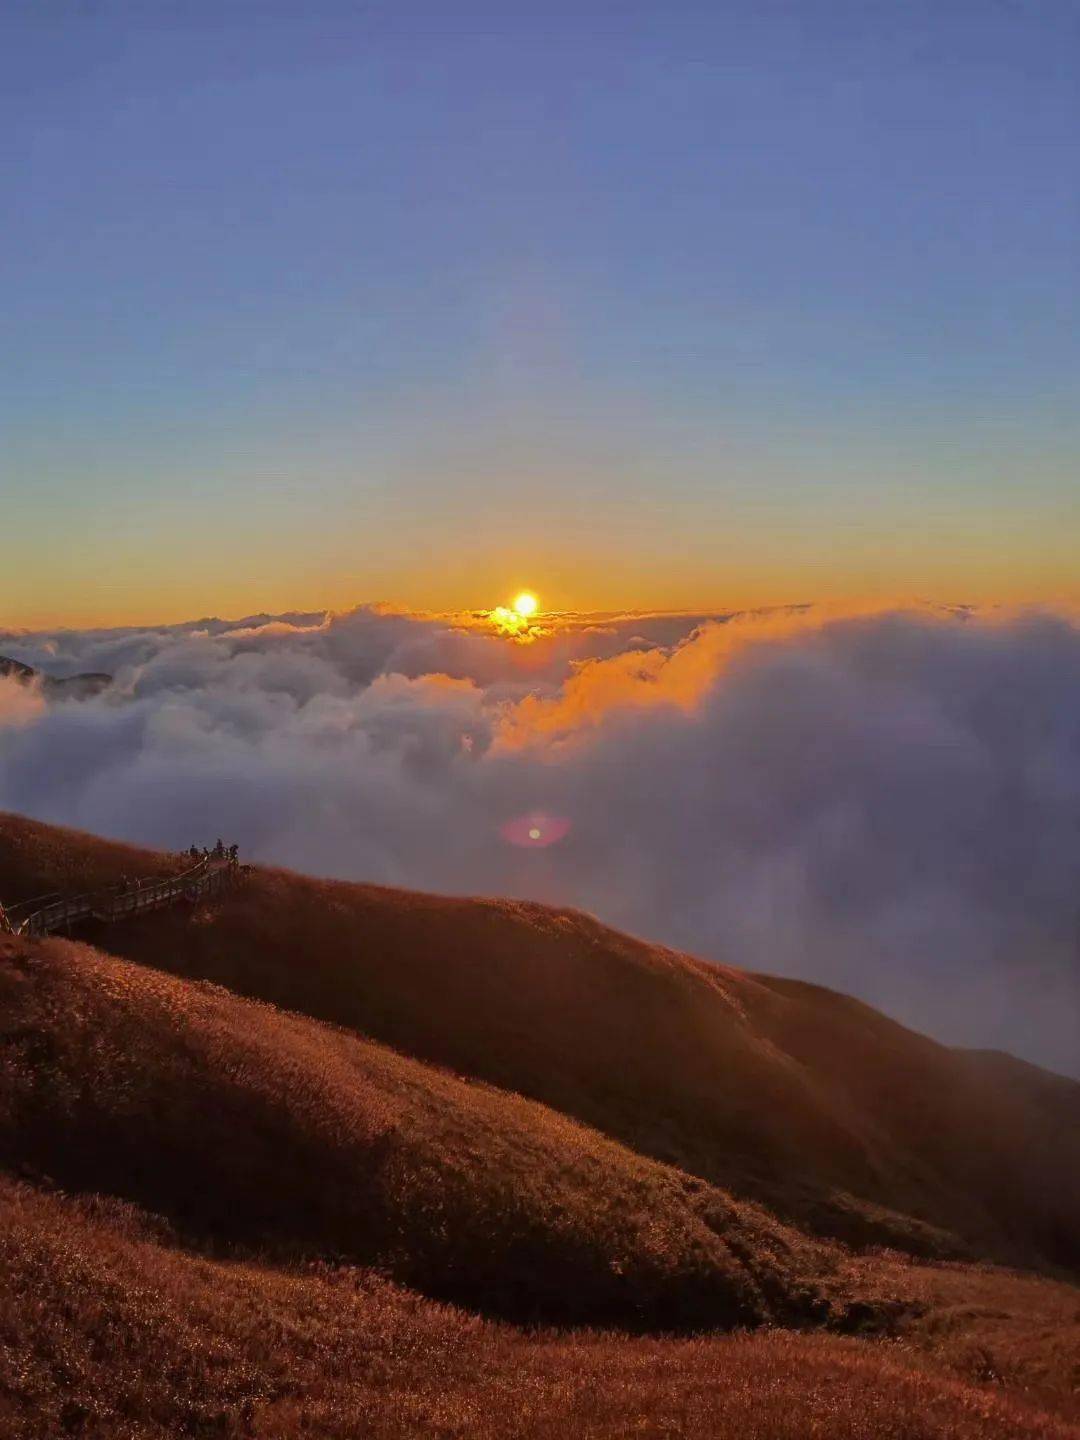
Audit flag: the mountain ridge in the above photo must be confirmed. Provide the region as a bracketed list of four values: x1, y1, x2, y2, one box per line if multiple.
[0, 655, 111, 701]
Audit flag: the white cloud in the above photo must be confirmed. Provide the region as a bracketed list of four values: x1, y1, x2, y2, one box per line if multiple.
[2, 603, 1078, 1075]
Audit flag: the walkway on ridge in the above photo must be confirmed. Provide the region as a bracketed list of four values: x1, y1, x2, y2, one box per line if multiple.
[0, 852, 242, 940]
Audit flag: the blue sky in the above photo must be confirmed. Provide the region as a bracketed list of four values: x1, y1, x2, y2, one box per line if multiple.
[3, 0, 1079, 623]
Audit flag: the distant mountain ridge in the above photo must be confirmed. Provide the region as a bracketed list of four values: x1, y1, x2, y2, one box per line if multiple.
[0, 654, 111, 700]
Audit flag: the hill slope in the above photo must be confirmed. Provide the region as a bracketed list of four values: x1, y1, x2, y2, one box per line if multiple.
[0, 932, 833, 1331]
[2, 811, 1080, 1436]
[3, 1175, 1078, 1440]
[2, 810, 1077, 1272]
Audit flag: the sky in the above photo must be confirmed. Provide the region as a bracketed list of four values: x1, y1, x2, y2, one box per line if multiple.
[3, 0, 1080, 626]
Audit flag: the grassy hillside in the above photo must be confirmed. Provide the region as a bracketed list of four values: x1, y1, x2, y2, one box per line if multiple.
[0, 933, 833, 1331]
[2, 811, 1077, 1271]
[0, 811, 188, 905]
[2, 811, 1080, 1437]
[2, 1176, 1077, 1440]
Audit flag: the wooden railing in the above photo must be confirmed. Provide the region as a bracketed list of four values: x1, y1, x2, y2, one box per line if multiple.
[1, 855, 240, 939]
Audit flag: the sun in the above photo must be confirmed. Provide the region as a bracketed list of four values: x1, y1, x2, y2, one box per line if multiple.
[488, 590, 541, 639]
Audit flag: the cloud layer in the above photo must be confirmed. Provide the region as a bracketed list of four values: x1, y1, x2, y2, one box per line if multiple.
[3, 603, 1079, 1075]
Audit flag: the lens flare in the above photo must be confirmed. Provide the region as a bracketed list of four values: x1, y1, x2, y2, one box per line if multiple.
[501, 812, 572, 848]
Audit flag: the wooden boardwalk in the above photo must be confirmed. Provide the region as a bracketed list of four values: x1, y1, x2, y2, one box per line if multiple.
[0, 854, 239, 939]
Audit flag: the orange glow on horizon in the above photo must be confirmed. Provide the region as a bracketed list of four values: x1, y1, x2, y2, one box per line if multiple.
[7, 563, 1080, 633]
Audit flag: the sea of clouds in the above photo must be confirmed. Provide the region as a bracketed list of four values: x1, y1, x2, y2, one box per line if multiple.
[2, 602, 1078, 1075]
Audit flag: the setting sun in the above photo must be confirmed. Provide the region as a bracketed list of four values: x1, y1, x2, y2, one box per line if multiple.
[489, 591, 542, 639]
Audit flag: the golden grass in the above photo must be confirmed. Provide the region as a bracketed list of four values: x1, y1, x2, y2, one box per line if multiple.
[0, 934, 834, 1331]
[0, 811, 188, 905]
[2, 810, 1079, 1438]
[837, 1249, 1080, 1425]
[2, 1177, 1077, 1440]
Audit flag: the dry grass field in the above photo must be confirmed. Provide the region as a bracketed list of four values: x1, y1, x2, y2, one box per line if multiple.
[0, 933, 833, 1331]
[1, 811, 1078, 1437]
[2, 1178, 1078, 1440]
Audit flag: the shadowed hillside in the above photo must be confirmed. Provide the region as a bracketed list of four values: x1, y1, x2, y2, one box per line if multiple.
[0, 933, 833, 1331]
[2, 810, 1077, 1273]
